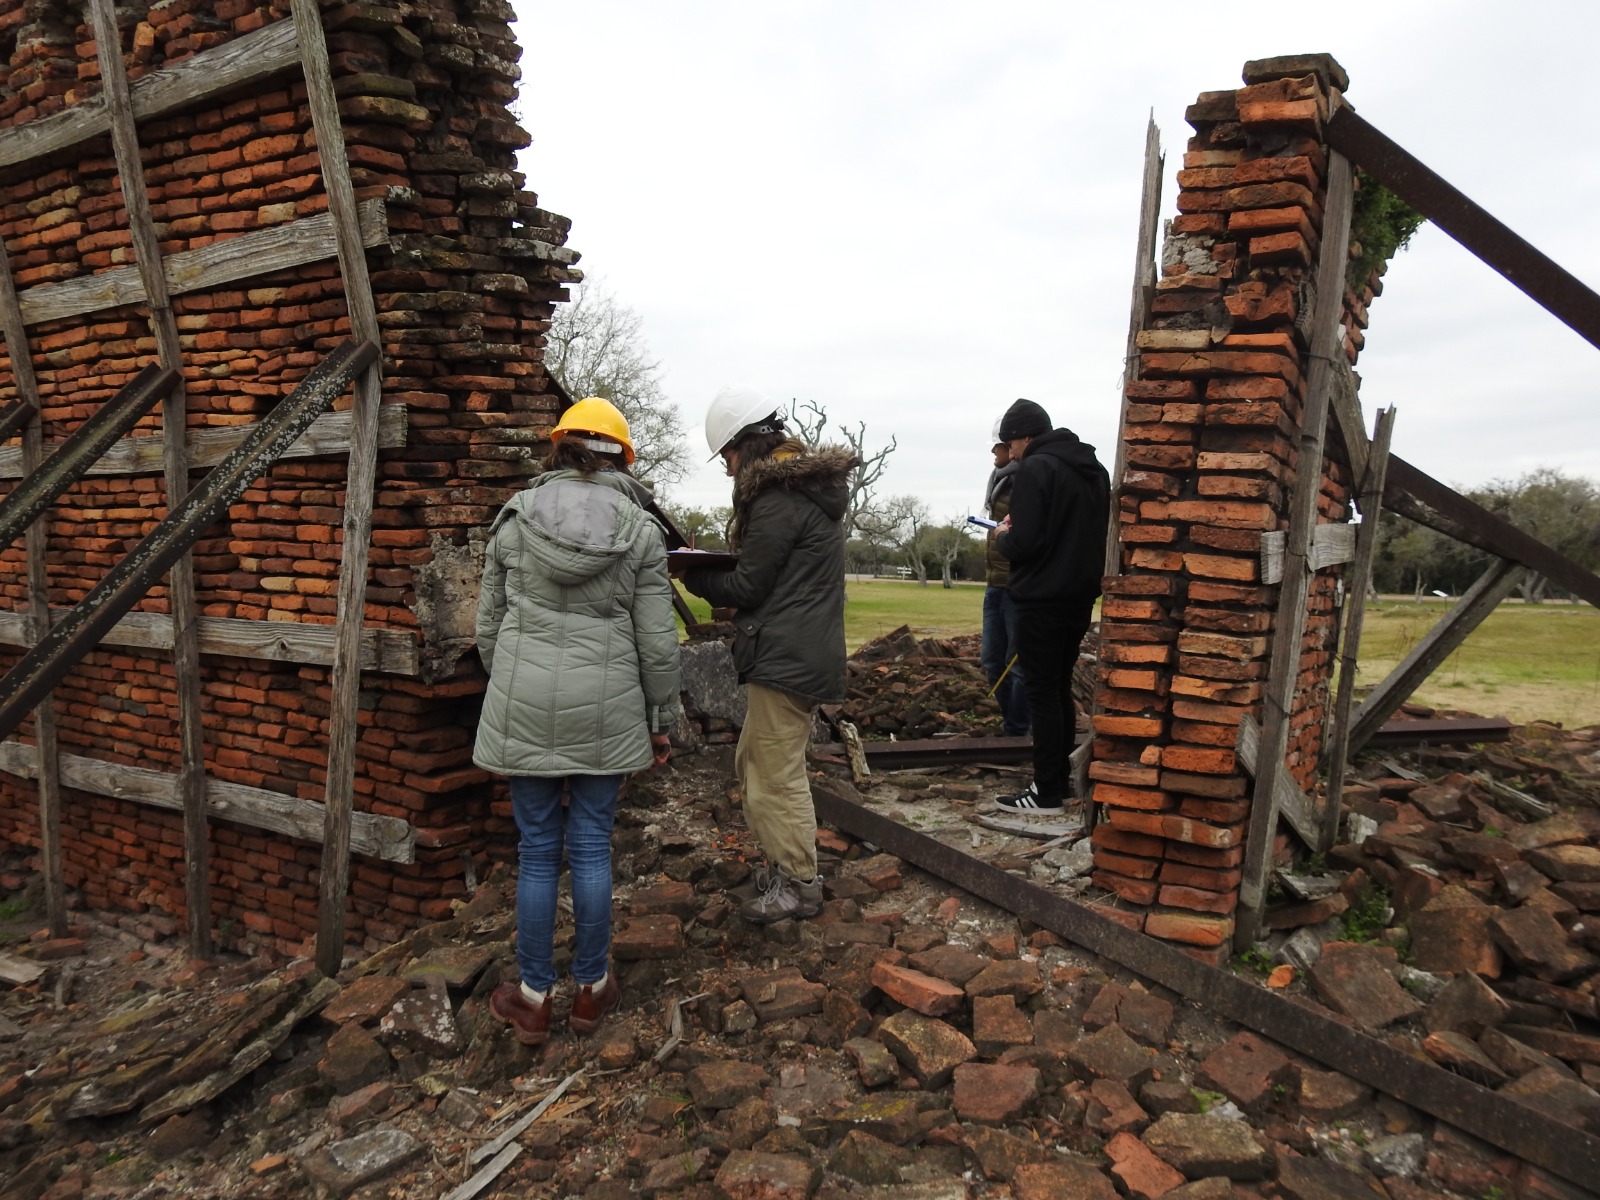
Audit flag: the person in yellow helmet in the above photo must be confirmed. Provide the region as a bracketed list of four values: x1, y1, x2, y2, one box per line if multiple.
[474, 396, 678, 1044]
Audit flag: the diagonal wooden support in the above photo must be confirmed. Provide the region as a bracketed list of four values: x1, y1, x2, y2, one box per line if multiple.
[0, 364, 176, 552]
[1319, 406, 1396, 848]
[0, 399, 33, 444]
[293, 0, 387, 976]
[1345, 557, 1525, 756]
[90, 0, 212, 957]
[0, 340, 379, 744]
[1236, 151, 1355, 949]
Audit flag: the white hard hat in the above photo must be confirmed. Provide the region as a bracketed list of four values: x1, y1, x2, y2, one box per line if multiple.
[704, 386, 780, 459]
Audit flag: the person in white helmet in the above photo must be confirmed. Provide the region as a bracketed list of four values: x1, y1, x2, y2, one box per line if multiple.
[678, 388, 859, 922]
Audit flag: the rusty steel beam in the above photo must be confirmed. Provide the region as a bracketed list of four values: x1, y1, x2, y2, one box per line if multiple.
[0, 364, 177, 553]
[1326, 106, 1600, 354]
[812, 734, 1033, 769]
[0, 340, 377, 742]
[811, 780, 1600, 1191]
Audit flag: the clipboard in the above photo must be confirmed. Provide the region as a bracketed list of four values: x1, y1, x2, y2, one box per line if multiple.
[668, 549, 738, 570]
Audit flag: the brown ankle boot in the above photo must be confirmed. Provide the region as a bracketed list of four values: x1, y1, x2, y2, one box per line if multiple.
[489, 982, 553, 1045]
[568, 972, 621, 1034]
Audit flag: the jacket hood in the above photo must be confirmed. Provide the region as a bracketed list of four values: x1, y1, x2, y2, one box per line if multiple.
[499, 469, 655, 585]
[732, 440, 858, 524]
[1026, 428, 1103, 479]
[985, 459, 1020, 515]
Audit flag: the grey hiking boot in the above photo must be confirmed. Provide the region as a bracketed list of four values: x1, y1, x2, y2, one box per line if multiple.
[740, 868, 824, 924]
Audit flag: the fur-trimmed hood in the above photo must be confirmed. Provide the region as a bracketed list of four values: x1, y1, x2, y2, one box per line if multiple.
[728, 439, 858, 548]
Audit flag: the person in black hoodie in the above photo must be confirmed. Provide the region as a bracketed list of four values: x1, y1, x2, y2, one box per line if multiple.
[992, 398, 1109, 813]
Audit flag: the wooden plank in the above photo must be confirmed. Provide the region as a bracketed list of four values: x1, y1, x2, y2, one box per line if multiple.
[0, 403, 409, 478]
[1326, 106, 1600, 355]
[0, 953, 45, 986]
[1259, 523, 1358, 584]
[1325, 356, 1369, 489]
[0, 740, 414, 863]
[1385, 456, 1600, 611]
[1235, 716, 1319, 847]
[295, 0, 387, 977]
[0, 608, 419, 675]
[0, 190, 66, 940]
[16, 200, 387, 327]
[1320, 406, 1396, 849]
[1346, 558, 1524, 755]
[1237, 151, 1355, 950]
[1108, 114, 1165, 578]
[90, 0, 211, 957]
[0, 19, 299, 169]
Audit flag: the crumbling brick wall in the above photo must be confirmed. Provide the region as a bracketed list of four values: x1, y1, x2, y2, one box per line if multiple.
[1091, 56, 1379, 961]
[0, 0, 575, 956]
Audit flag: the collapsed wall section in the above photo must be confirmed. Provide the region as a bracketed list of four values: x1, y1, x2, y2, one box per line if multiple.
[1090, 55, 1381, 961]
[0, 0, 575, 956]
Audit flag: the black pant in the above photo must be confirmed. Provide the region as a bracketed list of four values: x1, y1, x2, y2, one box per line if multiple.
[1014, 598, 1095, 802]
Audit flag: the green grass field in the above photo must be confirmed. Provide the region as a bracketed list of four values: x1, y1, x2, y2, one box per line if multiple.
[678, 579, 1600, 729]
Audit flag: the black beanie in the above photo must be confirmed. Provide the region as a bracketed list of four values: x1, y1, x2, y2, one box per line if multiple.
[997, 398, 1051, 441]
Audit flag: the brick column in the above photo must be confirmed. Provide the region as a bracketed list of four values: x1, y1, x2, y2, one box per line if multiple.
[1090, 55, 1372, 963]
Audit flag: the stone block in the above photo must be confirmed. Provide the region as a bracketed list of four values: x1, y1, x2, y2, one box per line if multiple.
[1307, 942, 1423, 1029]
[1142, 1112, 1273, 1181]
[1107, 1130, 1186, 1199]
[870, 963, 965, 1017]
[878, 1011, 977, 1089]
[1196, 1031, 1292, 1112]
[952, 1062, 1042, 1124]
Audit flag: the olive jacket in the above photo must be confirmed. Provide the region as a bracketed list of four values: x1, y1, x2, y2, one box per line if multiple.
[683, 441, 857, 704]
[472, 468, 680, 776]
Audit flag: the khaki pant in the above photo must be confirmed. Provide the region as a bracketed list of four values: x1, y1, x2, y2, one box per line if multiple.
[735, 683, 817, 880]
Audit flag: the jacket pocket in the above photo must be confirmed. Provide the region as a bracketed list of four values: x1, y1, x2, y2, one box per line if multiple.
[731, 615, 762, 680]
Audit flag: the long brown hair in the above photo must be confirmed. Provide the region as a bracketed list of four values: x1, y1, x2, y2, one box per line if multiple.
[541, 438, 631, 475]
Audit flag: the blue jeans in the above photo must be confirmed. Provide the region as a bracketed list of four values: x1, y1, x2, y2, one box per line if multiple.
[510, 774, 621, 992]
[981, 586, 1030, 736]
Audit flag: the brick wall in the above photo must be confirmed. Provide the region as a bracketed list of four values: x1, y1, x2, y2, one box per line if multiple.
[0, 0, 573, 957]
[1090, 56, 1379, 960]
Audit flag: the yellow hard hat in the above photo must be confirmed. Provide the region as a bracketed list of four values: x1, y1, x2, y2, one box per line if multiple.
[552, 396, 635, 464]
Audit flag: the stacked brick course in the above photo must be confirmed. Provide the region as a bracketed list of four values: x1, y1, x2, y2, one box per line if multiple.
[0, 0, 577, 956]
[1091, 57, 1381, 960]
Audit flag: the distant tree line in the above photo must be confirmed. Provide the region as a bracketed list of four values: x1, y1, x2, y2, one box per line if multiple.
[1372, 468, 1600, 601]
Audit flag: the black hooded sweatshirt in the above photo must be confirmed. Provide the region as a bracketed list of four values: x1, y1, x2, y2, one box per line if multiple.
[994, 428, 1110, 605]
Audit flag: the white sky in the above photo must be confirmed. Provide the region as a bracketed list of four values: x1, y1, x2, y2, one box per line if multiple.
[511, 1, 1600, 520]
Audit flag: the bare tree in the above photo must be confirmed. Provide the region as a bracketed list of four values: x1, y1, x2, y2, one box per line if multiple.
[786, 398, 897, 538]
[927, 518, 980, 588]
[858, 494, 933, 585]
[545, 280, 691, 491]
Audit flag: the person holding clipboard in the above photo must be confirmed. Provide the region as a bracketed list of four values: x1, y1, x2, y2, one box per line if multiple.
[677, 387, 859, 923]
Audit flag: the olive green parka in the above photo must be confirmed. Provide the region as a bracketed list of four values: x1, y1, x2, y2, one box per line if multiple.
[682, 441, 857, 704]
[472, 468, 680, 776]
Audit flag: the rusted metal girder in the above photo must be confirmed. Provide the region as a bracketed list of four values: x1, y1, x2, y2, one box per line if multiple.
[0, 340, 377, 742]
[0, 364, 177, 553]
[1326, 106, 1600, 355]
[811, 734, 1033, 769]
[810, 780, 1600, 1190]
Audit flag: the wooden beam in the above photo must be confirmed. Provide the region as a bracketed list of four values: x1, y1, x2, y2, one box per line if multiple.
[294, 0, 387, 977]
[1108, 114, 1166, 578]
[0, 18, 300, 169]
[0, 609, 420, 675]
[1259, 523, 1357, 585]
[1326, 106, 1600, 355]
[90, 0, 212, 957]
[0, 403, 409, 479]
[1346, 558, 1524, 756]
[0, 340, 381, 744]
[1384, 456, 1600, 611]
[1320, 407, 1396, 849]
[0, 740, 414, 863]
[1238, 151, 1355, 950]
[16, 200, 387, 327]
[0, 191, 66, 939]
[1235, 715, 1319, 847]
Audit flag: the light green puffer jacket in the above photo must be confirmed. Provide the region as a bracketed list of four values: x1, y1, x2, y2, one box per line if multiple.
[472, 468, 680, 777]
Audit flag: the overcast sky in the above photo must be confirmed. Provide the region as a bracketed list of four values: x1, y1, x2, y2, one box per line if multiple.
[511, 1, 1600, 522]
